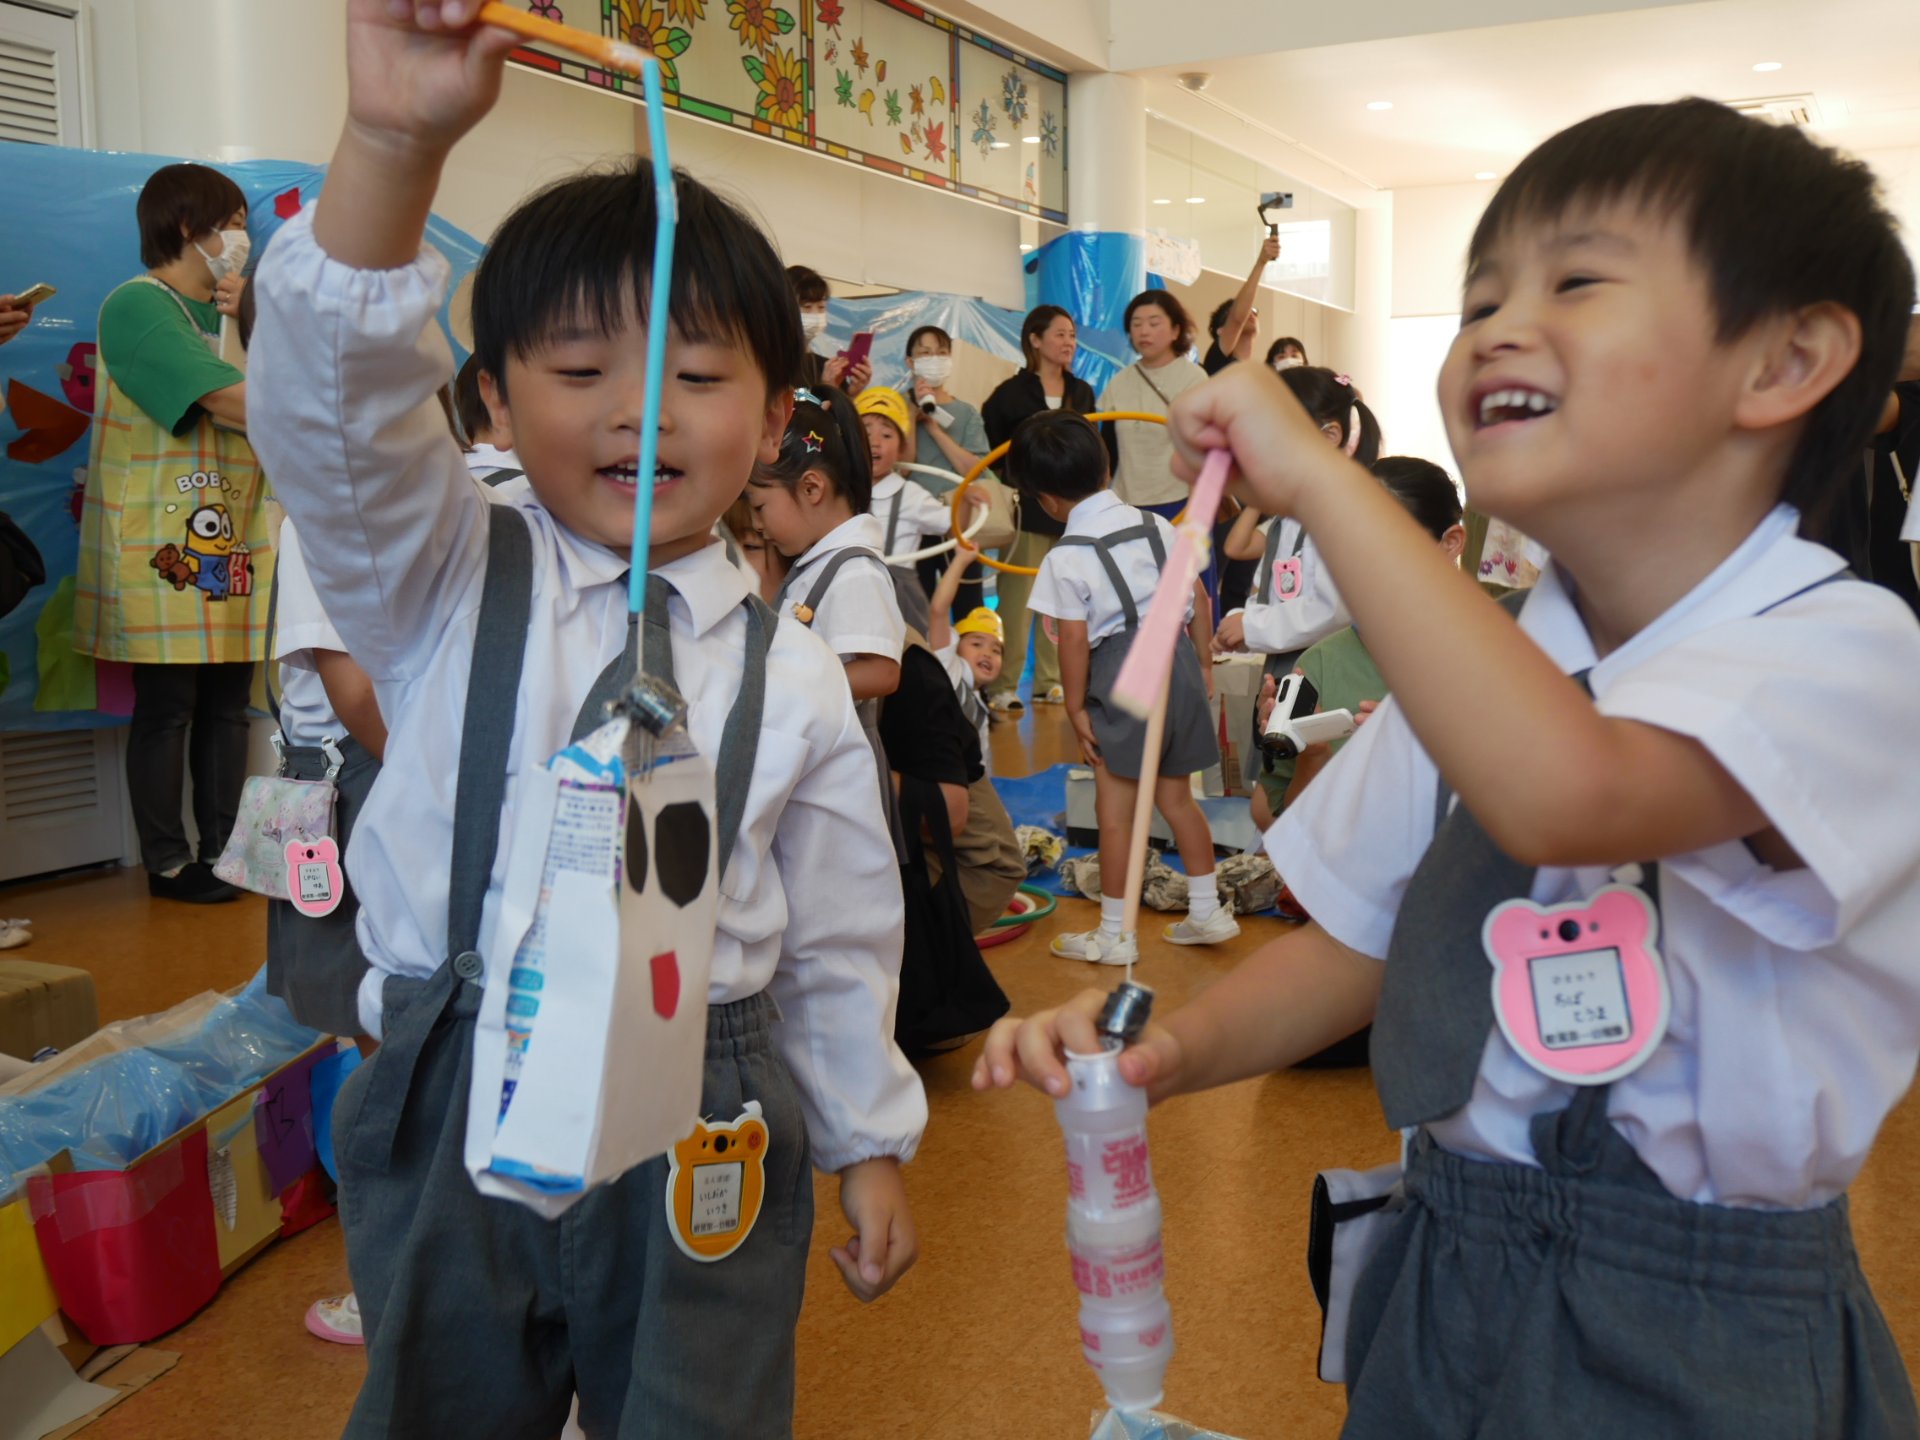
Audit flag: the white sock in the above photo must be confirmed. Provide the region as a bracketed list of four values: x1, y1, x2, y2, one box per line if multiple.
[1099, 895, 1127, 938]
[1187, 871, 1219, 922]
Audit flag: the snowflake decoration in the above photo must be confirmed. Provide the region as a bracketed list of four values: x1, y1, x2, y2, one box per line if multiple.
[1000, 68, 1028, 124]
[971, 98, 997, 157]
[1039, 109, 1059, 158]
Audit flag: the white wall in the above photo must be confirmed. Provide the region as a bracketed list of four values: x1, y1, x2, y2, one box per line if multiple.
[658, 110, 1030, 309]
[1391, 180, 1497, 318]
[1856, 146, 1920, 270]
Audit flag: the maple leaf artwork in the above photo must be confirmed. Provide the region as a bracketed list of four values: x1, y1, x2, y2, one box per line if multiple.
[834, 68, 854, 107]
[858, 88, 876, 124]
[909, 83, 924, 117]
[816, 0, 843, 31]
[924, 118, 946, 163]
[884, 88, 902, 125]
[851, 36, 868, 74]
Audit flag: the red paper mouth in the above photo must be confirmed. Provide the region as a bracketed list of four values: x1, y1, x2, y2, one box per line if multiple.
[650, 951, 681, 1019]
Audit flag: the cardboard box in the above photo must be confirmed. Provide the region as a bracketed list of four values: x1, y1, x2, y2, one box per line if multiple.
[0, 1197, 58, 1356]
[0, 962, 97, 1060]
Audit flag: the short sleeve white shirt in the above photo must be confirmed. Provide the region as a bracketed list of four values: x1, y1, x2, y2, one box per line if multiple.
[870, 473, 955, 564]
[1027, 490, 1187, 647]
[272, 517, 348, 747]
[779, 513, 907, 663]
[1266, 505, 1920, 1208]
[1239, 516, 1349, 658]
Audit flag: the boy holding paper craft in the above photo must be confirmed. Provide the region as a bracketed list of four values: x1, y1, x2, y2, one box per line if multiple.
[246, 4, 924, 1435]
[1013, 410, 1237, 965]
[980, 99, 1920, 1434]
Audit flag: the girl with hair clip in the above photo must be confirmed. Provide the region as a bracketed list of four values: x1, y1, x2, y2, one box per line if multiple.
[750, 385, 912, 852]
[1217, 369, 1383, 762]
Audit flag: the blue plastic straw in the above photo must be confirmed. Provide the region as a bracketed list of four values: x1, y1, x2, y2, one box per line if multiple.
[629, 55, 678, 618]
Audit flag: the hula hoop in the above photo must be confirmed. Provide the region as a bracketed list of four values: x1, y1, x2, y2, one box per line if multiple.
[950, 411, 1177, 576]
[885, 463, 992, 564]
[992, 882, 1058, 927]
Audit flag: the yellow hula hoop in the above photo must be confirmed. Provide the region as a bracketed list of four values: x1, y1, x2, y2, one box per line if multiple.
[949, 411, 1176, 576]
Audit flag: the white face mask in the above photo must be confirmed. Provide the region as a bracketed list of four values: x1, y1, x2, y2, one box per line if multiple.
[1272, 355, 1305, 371]
[196, 228, 251, 283]
[799, 310, 829, 340]
[911, 355, 954, 385]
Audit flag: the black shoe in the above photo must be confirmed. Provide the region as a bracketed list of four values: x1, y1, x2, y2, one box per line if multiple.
[148, 861, 240, 904]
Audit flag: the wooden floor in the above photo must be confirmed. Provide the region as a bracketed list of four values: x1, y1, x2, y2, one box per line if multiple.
[8, 698, 1920, 1439]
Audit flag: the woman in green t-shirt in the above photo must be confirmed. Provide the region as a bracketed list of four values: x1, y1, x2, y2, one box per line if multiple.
[1254, 457, 1468, 828]
[73, 162, 268, 904]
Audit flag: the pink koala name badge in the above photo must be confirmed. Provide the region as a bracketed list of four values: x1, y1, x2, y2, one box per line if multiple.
[1483, 883, 1669, 1086]
[285, 838, 344, 918]
[1274, 555, 1303, 601]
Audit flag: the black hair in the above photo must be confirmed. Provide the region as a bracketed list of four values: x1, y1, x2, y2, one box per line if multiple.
[1469, 97, 1915, 519]
[905, 324, 952, 356]
[786, 264, 830, 307]
[1019, 304, 1074, 372]
[1005, 409, 1107, 503]
[472, 162, 802, 403]
[453, 354, 493, 446]
[756, 383, 873, 512]
[1279, 365, 1382, 468]
[1371, 456, 1462, 541]
[138, 163, 246, 269]
[1207, 298, 1234, 337]
[1123, 290, 1195, 354]
[235, 277, 257, 352]
[1266, 336, 1308, 365]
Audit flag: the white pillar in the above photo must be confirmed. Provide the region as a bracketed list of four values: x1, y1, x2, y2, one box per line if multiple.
[1066, 71, 1146, 237]
[132, 0, 347, 163]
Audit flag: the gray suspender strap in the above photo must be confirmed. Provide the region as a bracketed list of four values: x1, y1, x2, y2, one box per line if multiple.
[1054, 521, 1168, 631]
[1256, 519, 1307, 604]
[483, 467, 524, 488]
[884, 489, 904, 556]
[639, 574, 773, 880]
[263, 560, 282, 724]
[449, 504, 536, 961]
[776, 545, 893, 619]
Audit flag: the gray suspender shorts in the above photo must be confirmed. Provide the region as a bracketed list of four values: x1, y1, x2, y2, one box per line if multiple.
[1055, 520, 1219, 782]
[328, 507, 814, 1439]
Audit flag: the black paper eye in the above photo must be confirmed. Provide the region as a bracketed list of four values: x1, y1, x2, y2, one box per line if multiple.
[625, 798, 650, 894]
[654, 801, 711, 907]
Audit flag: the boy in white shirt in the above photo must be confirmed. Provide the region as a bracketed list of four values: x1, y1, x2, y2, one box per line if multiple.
[247, 6, 922, 1434]
[1016, 411, 1238, 962]
[982, 99, 1920, 1435]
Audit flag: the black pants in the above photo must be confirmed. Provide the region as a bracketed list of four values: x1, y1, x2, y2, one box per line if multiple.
[128, 661, 254, 874]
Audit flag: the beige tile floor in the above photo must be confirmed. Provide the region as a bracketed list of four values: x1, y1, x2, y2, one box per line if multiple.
[7, 702, 1918, 1438]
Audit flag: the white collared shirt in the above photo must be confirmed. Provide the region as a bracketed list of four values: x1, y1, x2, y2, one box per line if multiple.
[1267, 505, 1920, 1208]
[1235, 517, 1350, 658]
[464, 443, 522, 482]
[778, 513, 907, 663]
[870, 472, 955, 565]
[248, 208, 924, 1171]
[271, 517, 348, 748]
[1027, 489, 1187, 647]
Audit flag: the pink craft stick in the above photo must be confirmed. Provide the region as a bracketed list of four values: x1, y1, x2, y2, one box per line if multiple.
[1111, 449, 1232, 718]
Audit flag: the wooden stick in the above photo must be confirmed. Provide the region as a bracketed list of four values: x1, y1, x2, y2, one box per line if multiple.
[1118, 682, 1172, 957]
[476, 2, 652, 76]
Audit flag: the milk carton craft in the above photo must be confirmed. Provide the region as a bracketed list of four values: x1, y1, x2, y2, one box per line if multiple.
[464, 714, 720, 1218]
[1483, 882, 1670, 1087]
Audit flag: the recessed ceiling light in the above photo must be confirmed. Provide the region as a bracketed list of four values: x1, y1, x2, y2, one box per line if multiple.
[1752, 60, 1783, 72]
[1151, 197, 1172, 205]
[1185, 196, 1207, 204]
[1022, 135, 1041, 144]
[1475, 171, 1497, 181]
[1018, 243, 1034, 252]
[1367, 100, 1394, 111]
[990, 140, 1011, 149]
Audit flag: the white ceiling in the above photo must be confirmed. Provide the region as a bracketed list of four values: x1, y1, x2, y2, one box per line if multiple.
[1131, 0, 1920, 190]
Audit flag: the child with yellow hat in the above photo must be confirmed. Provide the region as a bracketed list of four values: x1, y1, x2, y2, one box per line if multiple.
[928, 551, 1004, 774]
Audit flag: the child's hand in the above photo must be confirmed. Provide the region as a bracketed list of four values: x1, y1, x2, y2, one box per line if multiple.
[832, 1157, 916, 1302]
[1213, 611, 1246, 653]
[1068, 709, 1102, 767]
[1352, 698, 1379, 729]
[971, 988, 1187, 1104]
[1253, 673, 1277, 730]
[344, 0, 521, 159]
[1168, 361, 1351, 522]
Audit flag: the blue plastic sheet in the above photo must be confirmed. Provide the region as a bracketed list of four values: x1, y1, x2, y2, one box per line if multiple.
[0, 143, 487, 733]
[1091, 1411, 1247, 1440]
[1024, 230, 1149, 339]
[0, 969, 324, 1201]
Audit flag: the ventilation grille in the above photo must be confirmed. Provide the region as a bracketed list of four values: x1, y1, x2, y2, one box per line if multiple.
[1725, 93, 1819, 128]
[2, 730, 103, 824]
[0, 34, 60, 144]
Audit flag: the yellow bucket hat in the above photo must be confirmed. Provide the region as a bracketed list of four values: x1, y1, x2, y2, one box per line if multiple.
[953, 607, 1004, 643]
[854, 386, 914, 438]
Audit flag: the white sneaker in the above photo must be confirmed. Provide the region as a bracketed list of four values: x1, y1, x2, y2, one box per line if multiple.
[989, 691, 1025, 713]
[0, 919, 30, 950]
[1050, 929, 1139, 965]
[1038, 684, 1066, 705]
[305, 1292, 364, 1346]
[1164, 909, 1241, 946]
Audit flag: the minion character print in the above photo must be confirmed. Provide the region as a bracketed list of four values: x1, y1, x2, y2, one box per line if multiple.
[159, 502, 252, 601]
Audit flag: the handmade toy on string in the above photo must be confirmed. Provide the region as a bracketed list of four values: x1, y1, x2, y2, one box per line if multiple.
[461, 16, 722, 1218]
